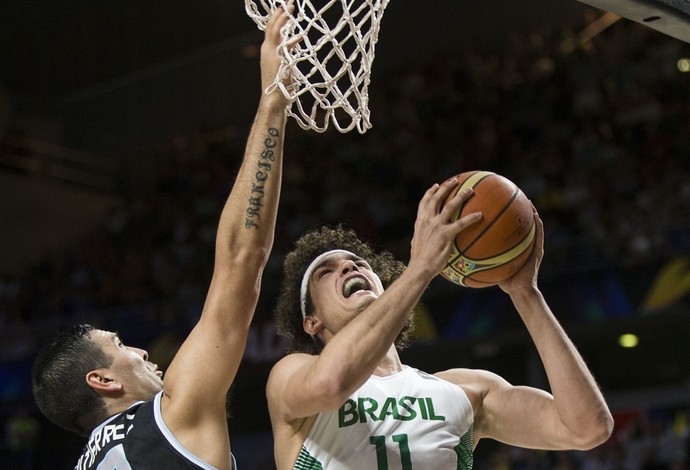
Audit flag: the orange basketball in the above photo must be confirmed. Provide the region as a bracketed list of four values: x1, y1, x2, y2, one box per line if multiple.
[441, 171, 536, 288]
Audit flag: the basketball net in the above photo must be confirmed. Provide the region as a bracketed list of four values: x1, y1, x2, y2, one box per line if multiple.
[245, 0, 390, 134]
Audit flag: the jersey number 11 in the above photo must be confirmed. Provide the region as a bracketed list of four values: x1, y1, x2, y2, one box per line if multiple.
[369, 433, 411, 470]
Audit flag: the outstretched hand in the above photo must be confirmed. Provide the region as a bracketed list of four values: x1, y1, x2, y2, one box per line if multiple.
[408, 177, 482, 279]
[260, 3, 294, 104]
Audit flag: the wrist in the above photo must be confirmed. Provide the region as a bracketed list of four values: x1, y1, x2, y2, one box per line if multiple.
[259, 90, 289, 111]
[402, 260, 439, 286]
[509, 285, 542, 305]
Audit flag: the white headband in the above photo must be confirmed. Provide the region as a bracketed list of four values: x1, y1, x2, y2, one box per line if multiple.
[300, 249, 358, 319]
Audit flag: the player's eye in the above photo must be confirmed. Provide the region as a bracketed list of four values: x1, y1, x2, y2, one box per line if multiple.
[316, 268, 331, 279]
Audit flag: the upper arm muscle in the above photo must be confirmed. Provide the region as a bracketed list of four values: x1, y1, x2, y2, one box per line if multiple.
[267, 354, 333, 424]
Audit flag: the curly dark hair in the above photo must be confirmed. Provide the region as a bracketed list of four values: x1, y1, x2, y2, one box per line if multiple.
[275, 225, 415, 354]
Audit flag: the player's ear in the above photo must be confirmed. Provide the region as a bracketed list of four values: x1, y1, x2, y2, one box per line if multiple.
[303, 316, 322, 336]
[86, 369, 123, 393]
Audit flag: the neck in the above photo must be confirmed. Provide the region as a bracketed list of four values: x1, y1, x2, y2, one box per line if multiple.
[372, 346, 403, 377]
[103, 396, 141, 423]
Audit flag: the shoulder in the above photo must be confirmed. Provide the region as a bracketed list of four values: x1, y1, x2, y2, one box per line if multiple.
[270, 352, 318, 373]
[266, 353, 321, 427]
[267, 353, 317, 392]
[434, 367, 506, 384]
[434, 368, 510, 391]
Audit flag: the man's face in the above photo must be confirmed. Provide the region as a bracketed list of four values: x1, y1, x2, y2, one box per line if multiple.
[90, 330, 164, 400]
[306, 252, 384, 331]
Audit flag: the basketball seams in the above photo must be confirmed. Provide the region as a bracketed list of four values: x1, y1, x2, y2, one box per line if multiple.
[463, 221, 536, 266]
[442, 170, 535, 288]
[459, 186, 520, 256]
[447, 218, 534, 285]
[451, 171, 495, 254]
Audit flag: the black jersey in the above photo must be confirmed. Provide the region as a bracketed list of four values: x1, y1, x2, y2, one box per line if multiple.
[74, 391, 236, 470]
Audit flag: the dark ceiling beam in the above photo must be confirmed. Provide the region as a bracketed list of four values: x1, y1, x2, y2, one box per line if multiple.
[577, 0, 690, 43]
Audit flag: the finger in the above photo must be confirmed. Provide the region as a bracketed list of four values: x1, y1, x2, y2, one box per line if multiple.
[278, 1, 294, 22]
[420, 177, 459, 216]
[267, 2, 291, 33]
[440, 187, 473, 220]
[284, 34, 302, 49]
[532, 209, 544, 250]
[417, 183, 441, 211]
[277, 1, 295, 28]
[454, 211, 483, 231]
[275, 10, 290, 32]
[431, 176, 460, 205]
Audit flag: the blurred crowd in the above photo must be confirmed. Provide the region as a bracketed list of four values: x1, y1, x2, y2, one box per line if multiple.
[1, 16, 689, 469]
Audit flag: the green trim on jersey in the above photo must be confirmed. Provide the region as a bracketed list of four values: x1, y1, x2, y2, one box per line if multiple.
[293, 445, 323, 469]
[455, 424, 474, 469]
[292, 429, 474, 469]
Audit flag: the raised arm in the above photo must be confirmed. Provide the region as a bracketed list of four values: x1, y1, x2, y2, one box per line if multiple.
[157, 6, 292, 467]
[268, 180, 483, 423]
[451, 211, 613, 451]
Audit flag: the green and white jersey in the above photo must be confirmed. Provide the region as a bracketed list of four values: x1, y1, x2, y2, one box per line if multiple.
[294, 366, 474, 469]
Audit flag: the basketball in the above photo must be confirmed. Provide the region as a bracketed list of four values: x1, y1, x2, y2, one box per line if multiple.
[440, 171, 536, 288]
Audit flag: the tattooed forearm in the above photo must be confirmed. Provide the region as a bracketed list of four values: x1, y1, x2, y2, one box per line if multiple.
[245, 127, 279, 229]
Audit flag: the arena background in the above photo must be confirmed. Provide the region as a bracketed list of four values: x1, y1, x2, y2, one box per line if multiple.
[1, 0, 689, 468]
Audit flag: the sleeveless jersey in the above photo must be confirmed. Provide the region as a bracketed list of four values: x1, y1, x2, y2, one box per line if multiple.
[295, 366, 474, 469]
[74, 391, 236, 470]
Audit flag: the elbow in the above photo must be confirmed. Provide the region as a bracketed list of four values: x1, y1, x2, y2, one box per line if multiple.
[593, 410, 615, 448]
[236, 245, 271, 266]
[590, 407, 615, 448]
[217, 245, 270, 272]
[310, 372, 353, 410]
[570, 409, 615, 450]
[246, 245, 271, 266]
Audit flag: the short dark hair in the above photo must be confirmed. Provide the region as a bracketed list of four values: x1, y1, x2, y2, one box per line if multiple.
[275, 225, 414, 354]
[32, 324, 113, 436]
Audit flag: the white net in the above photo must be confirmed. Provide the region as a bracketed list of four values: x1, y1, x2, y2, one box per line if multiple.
[245, 0, 390, 134]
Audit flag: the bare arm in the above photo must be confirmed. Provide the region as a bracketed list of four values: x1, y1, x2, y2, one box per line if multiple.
[157, 7, 292, 467]
[468, 211, 613, 450]
[268, 180, 483, 423]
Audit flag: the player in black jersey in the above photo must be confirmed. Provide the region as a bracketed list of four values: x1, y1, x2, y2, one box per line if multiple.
[31, 6, 293, 470]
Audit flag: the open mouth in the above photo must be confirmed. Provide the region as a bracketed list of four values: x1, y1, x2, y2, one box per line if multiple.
[343, 276, 371, 298]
